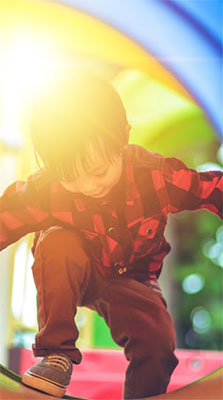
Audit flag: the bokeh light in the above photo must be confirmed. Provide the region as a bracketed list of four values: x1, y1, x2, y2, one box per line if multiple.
[217, 144, 223, 164]
[191, 306, 212, 334]
[202, 225, 223, 268]
[197, 162, 223, 172]
[182, 273, 205, 294]
[216, 225, 223, 243]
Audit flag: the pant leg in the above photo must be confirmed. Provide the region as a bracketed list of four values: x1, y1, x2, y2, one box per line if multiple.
[32, 227, 94, 364]
[31, 226, 178, 397]
[91, 277, 179, 399]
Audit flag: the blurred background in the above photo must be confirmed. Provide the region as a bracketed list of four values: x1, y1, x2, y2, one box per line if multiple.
[0, 0, 222, 398]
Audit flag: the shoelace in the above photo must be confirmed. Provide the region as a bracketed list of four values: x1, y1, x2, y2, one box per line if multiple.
[45, 355, 71, 373]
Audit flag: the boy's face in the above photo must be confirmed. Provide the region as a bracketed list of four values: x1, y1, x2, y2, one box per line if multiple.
[59, 125, 130, 198]
[59, 154, 123, 199]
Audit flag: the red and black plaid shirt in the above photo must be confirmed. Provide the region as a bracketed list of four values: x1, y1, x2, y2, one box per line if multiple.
[0, 145, 222, 283]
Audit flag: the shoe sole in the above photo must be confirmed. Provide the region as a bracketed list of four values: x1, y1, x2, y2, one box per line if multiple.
[22, 371, 66, 398]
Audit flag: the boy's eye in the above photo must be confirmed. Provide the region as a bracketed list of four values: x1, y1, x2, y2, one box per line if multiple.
[95, 170, 107, 177]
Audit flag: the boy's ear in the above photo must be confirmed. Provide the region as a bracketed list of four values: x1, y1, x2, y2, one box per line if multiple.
[126, 123, 131, 143]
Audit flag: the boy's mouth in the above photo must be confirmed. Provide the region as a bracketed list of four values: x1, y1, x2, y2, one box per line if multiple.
[88, 192, 106, 198]
[84, 189, 109, 198]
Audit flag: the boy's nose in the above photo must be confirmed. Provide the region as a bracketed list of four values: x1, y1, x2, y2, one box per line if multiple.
[81, 179, 100, 195]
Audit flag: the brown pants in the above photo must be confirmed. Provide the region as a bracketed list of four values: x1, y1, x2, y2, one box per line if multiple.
[32, 227, 178, 399]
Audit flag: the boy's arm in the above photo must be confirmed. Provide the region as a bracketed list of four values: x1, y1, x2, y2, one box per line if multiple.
[0, 173, 54, 251]
[161, 157, 223, 218]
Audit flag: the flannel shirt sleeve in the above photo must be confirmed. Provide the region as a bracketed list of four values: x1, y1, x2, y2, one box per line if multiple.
[0, 177, 54, 251]
[162, 157, 223, 218]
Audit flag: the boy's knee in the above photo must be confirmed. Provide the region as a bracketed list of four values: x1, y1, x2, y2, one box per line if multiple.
[39, 226, 81, 244]
[35, 227, 88, 264]
[127, 311, 176, 359]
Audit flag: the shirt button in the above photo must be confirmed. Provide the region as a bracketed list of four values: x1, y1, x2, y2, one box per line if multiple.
[101, 200, 109, 206]
[118, 266, 127, 275]
[108, 226, 115, 234]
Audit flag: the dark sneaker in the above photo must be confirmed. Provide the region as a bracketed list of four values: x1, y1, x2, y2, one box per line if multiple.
[22, 353, 73, 397]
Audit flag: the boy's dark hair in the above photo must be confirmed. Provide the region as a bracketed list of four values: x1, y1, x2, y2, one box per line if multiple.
[31, 70, 128, 180]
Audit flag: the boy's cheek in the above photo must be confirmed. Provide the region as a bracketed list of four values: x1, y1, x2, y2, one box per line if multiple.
[59, 180, 78, 193]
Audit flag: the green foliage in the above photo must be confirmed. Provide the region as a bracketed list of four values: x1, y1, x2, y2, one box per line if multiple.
[91, 313, 121, 349]
[172, 210, 223, 350]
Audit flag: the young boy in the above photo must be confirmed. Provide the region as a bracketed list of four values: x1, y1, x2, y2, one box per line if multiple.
[0, 71, 222, 399]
